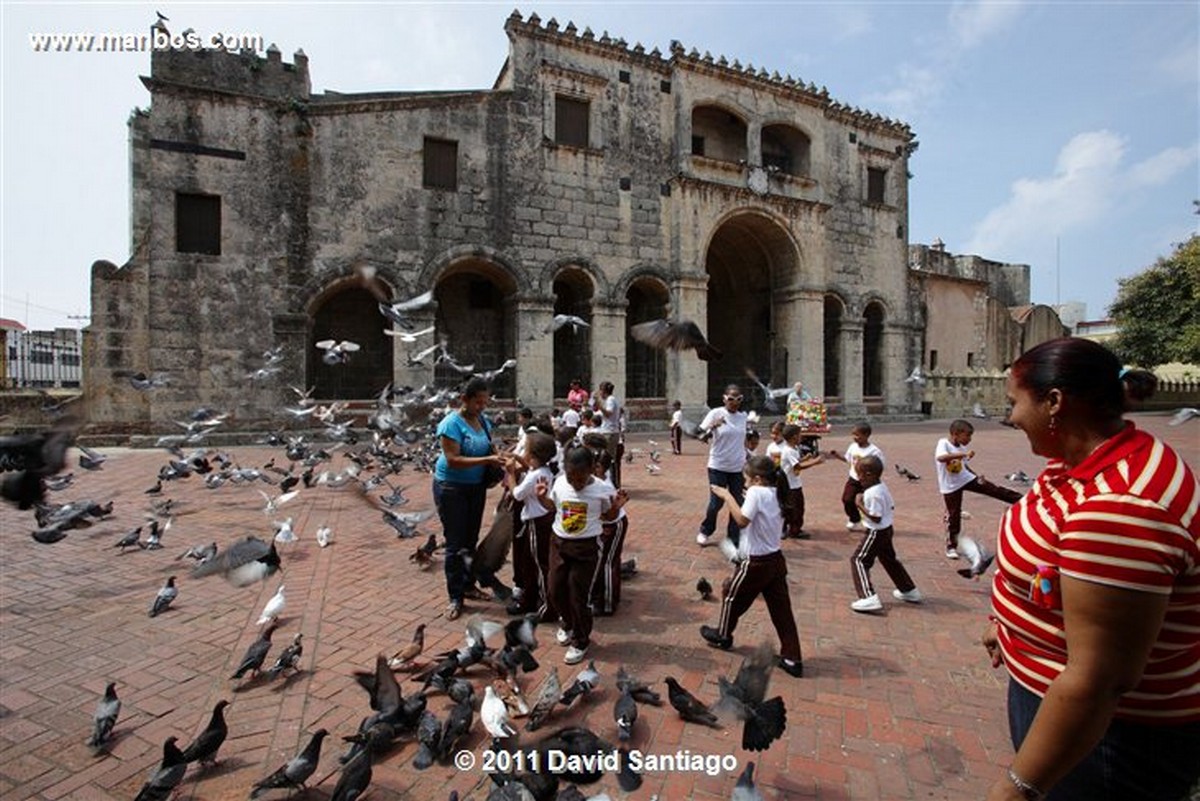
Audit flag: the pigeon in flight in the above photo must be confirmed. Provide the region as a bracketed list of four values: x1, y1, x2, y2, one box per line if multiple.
[1169, 407, 1199, 426]
[544, 314, 590, 334]
[316, 339, 361, 365]
[378, 290, 435, 331]
[904, 366, 926, 386]
[384, 324, 435, 342]
[77, 445, 107, 471]
[130, 372, 170, 391]
[630, 319, 722, 360]
[716, 643, 787, 751]
[191, 536, 280, 587]
[86, 682, 121, 751]
[956, 535, 995, 580]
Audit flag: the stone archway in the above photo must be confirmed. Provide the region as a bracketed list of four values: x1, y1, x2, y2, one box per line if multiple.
[824, 295, 844, 398]
[551, 267, 593, 398]
[433, 259, 518, 398]
[704, 212, 799, 403]
[309, 286, 393, 400]
[625, 277, 669, 398]
[863, 301, 885, 397]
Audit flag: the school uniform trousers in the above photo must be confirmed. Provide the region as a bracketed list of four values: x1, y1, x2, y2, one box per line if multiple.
[716, 550, 802, 662]
[841, 478, 865, 523]
[784, 487, 806, 536]
[850, 525, 916, 599]
[513, 513, 556, 620]
[548, 534, 601, 649]
[509, 498, 536, 609]
[589, 514, 627, 615]
[670, 425, 682, 455]
[942, 477, 1024, 547]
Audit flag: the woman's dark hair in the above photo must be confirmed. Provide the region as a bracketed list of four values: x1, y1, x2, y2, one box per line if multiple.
[462, 377, 491, 400]
[599, 381, 615, 394]
[1010, 337, 1156, 419]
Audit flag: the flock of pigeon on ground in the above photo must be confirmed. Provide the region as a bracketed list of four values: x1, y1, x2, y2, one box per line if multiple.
[0, 287, 780, 801]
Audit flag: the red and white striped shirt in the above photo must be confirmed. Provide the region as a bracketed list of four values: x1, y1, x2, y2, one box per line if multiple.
[991, 422, 1200, 723]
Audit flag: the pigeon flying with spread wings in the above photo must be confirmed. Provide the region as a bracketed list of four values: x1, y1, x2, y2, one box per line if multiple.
[191, 536, 280, 587]
[716, 643, 787, 751]
[629, 319, 722, 360]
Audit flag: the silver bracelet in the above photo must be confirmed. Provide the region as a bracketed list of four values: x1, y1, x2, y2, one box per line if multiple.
[1007, 767, 1046, 801]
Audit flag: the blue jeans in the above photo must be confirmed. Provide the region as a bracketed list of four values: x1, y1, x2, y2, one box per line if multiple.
[1007, 679, 1200, 800]
[700, 468, 744, 545]
[432, 479, 487, 603]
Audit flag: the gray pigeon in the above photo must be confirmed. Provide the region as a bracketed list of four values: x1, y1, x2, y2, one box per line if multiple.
[731, 761, 765, 801]
[191, 536, 281, 587]
[149, 576, 177, 617]
[613, 688, 637, 742]
[232, 623, 279, 680]
[86, 682, 120, 750]
[133, 736, 187, 801]
[250, 728, 328, 798]
[180, 699, 230, 766]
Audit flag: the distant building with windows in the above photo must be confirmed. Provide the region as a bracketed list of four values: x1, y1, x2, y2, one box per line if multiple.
[5, 326, 83, 389]
[87, 11, 924, 430]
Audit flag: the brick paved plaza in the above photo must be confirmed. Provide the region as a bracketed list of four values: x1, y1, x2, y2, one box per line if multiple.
[1, 413, 1195, 800]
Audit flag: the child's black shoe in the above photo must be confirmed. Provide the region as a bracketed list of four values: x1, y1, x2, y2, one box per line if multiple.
[778, 657, 804, 678]
[699, 625, 732, 650]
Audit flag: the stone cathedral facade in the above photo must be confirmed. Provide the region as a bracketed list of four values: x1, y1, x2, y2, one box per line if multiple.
[85, 11, 921, 430]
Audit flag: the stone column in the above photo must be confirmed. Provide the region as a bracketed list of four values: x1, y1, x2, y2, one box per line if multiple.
[839, 320, 865, 416]
[590, 300, 627, 399]
[392, 304, 438, 392]
[882, 324, 912, 414]
[513, 296, 555, 409]
[672, 275, 709, 415]
[777, 288, 824, 394]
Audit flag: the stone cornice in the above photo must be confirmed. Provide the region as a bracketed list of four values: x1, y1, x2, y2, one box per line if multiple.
[672, 174, 832, 216]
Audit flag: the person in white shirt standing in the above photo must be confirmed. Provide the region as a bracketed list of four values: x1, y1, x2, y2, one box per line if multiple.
[828, 422, 885, 531]
[591, 381, 623, 488]
[696, 384, 749, 549]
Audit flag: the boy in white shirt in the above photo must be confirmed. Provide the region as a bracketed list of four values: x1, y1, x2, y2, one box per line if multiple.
[779, 424, 824, 539]
[506, 432, 558, 619]
[934, 419, 1023, 559]
[829, 422, 885, 531]
[849, 456, 922, 613]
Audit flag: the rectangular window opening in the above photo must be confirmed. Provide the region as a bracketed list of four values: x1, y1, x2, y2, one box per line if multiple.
[867, 167, 886, 204]
[423, 137, 458, 190]
[691, 135, 705, 157]
[929, 349, 938, 370]
[175, 193, 221, 255]
[555, 95, 590, 148]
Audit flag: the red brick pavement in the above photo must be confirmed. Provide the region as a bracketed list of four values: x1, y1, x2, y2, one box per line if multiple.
[0, 413, 1195, 800]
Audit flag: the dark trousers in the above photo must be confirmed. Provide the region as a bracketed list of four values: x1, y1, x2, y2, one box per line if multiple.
[1007, 680, 1200, 801]
[432, 479, 487, 603]
[590, 515, 627, 615]
[510, 504, 538, 608]
[943, 476, 1024, 547]
[670, 425, 682, 455]
[841, 477, 865, 522]
[716, 550, 802, 662]
[783, 486, 806, 536]
[605, 432, 623, 488]
[850, 525, 916, 598]
[701, 468, 745, 544]
[520, 514, 558, 621]
[548, 535, 600, 649]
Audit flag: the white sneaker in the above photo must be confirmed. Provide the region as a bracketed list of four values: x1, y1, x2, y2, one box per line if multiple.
[555, 627, 572, 645]
[893, 588, 924, 604]
[945, 548, 959, 559]
[563, 644, 588, 665]
[696, 532, 714, 547]
[845, 520, 859, 530]
[851, 594, 883, 612]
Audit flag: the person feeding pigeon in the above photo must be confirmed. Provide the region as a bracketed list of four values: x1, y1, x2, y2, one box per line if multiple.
[982, 337, 1200, 801]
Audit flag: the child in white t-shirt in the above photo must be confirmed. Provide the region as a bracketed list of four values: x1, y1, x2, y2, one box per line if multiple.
[700, 455, 804, 678]
[506, 432, 558, 618]
[849, 455, 921, 613]
[828, 422, 885, 531]
[779, 424, 824, 539]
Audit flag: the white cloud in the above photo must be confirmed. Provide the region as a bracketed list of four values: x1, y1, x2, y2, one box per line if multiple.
[1157, 39, 1200, 84]
[867, 1, 1026, 120]
[948, 1, 1025, 50]
[964, 131, 1197, 257]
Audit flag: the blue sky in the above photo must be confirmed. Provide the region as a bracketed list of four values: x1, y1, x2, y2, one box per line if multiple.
[2, 1, 1196, 331]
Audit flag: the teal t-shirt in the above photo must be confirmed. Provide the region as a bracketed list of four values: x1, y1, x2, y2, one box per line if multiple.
[434, 412, 493, 483]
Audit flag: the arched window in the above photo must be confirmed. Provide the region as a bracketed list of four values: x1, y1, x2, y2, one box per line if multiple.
[824, 296, 843, 398]
[434, 270, 515, 398]
[690, 105, 748, 164]
[625, 279, 669, 398]
[761, 124, 811, 177]
[552, 269, 593, 397]
[863, 302, 885, 397]
[310, 287, 393, 400]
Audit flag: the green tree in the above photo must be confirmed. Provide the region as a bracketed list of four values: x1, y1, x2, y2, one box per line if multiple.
[1109, 234, 1200, 368]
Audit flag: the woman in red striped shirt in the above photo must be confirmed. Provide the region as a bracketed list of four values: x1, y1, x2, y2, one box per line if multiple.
[983, 338, 1199, 801]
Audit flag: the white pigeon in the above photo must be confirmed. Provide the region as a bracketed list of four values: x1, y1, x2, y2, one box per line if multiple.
[481, 684, 517, 738]
[956, 535, 994, 580]
[383, 325, 435, 343]
[1168, 408, 1199, 426]
[972, 402, 988, 419]
[543, 314, 590, 334]
[274, 518, 297, 544]
[259, 489, 299, 517]
[905, 365, 926, 385]
[316, 525, 332, 548]
[257, 585, 286, 625]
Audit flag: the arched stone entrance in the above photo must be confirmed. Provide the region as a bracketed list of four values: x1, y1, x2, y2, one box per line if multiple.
[625, 277, 669, 398]
[863, 301, 885, 398]
[704, 212, 800, 403]
[433, 259, 518, 398]
[551, 267, 593, 397]
[309, 286, 393, 400]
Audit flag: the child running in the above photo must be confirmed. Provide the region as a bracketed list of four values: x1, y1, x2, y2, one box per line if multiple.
[849, 455, 922, 613]
[934, 419, 1023, 559]
[700, 455, 805, 678]
[829, 422, 885, 531]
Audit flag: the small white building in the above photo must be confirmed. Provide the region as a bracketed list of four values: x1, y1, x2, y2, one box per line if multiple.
[6, 327, 83, 389]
